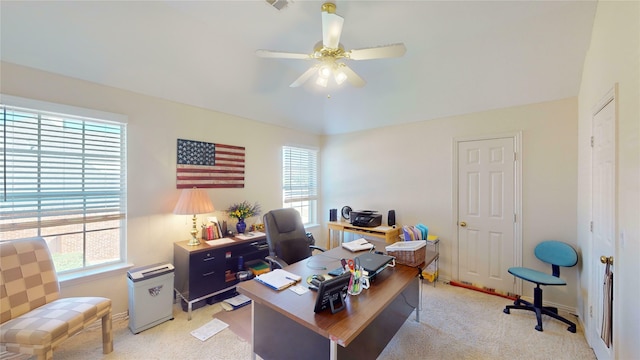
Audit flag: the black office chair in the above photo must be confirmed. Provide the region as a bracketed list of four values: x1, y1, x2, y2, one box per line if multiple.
[503, 240, 578, 333]
[263, 208, 325, 269]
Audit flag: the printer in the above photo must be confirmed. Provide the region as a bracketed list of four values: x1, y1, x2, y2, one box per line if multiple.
[350, 210, 382, 228]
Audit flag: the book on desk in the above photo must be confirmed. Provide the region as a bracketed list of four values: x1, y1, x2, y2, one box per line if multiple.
[254, 269, 302, 291]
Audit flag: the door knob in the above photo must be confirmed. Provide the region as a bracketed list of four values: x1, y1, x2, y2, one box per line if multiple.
[459, 221, 467, 227]
[600, 256, 614, 265]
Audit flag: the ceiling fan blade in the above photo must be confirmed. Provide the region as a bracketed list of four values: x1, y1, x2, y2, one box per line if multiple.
[290, 66, 318, 88]
[340, 65, 366, 88]
[256, 49, 311, 60]
[348, 43, 407, 60]
[322, 12, 344, 49]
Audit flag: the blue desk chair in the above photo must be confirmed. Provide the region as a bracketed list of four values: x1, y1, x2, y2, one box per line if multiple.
[503, 240, 578, 333]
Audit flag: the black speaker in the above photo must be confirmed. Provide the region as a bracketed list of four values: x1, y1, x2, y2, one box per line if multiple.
[329, 208, 337, 222]
[388, 210, 396, 226]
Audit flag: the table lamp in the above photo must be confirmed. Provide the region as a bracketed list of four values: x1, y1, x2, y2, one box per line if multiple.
[173, 187, 215, 246]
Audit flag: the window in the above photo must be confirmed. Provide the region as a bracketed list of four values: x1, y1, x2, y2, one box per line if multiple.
[1, 98, 127, 275]
[282, 146, 318, 225]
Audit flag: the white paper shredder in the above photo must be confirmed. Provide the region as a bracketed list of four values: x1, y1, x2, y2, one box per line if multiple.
[127, 262, 175, 334]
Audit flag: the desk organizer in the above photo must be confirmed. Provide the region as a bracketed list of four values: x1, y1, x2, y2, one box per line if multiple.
[385, 240, 426, 267]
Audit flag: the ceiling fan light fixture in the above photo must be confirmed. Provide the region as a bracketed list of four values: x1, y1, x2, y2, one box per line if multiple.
[257, 1, 406, 89]
[334, 70, 347, 85]
[319, 65, 332, 78]
[316, 76, 329, 87]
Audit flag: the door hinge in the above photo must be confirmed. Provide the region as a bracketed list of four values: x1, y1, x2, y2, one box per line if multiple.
[590, 221, 593, 232]
[514, 152, 517, 161]
[514, 214, 517, 223]
[590, 136, 594, 147]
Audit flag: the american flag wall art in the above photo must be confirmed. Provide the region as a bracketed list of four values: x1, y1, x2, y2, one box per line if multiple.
[176, 139, 245, 189]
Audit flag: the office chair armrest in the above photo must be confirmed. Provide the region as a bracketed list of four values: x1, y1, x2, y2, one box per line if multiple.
[310, 245, 326, 252]
[265, 255, 289, 270]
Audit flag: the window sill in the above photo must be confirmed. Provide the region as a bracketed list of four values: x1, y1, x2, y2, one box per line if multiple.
[59, 262, 134, 289]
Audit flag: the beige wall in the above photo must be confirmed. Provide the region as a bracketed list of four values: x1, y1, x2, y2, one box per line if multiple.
[1, 61, 320, 313]
[321, 98, 579, 309]
[577, 0, 640, 358]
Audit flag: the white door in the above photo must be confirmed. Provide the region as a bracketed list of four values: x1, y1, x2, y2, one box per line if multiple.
[590, 90, 616, 360]
[458, 137, 516, 294]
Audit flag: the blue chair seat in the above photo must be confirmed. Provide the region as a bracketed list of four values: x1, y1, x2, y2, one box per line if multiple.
[508, 267, 567, 286]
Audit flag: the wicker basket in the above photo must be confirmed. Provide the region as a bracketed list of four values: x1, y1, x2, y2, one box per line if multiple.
[385, 240, 426, 267]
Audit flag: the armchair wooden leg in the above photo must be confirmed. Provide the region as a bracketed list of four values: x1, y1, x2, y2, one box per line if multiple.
[102, 311, 114, 354]
[37, 349, 53, 360]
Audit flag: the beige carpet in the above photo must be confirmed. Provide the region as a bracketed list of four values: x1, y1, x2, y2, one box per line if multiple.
[1, 282, 596, 359]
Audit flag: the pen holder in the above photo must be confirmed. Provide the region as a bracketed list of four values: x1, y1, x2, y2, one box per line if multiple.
[347, 270, 370, 296]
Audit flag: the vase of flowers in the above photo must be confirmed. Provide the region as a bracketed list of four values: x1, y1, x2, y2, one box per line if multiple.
[236, 218, 247, 234]
[227, 201, 261, 234]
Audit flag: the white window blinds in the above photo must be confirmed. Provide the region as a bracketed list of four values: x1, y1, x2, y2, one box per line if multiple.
[282, 146, 318, 203]
[1, 104, 127, 237]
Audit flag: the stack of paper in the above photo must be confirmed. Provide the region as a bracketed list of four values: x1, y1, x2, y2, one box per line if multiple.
[255, 269, 301, 290]
[205, 238, 235, 246]
[342, 238, 374, 252]
[190, 318, 229, 341]
[236, 231, 266, 240]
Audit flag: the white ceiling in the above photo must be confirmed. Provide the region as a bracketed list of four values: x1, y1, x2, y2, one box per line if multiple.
[0, 1, 597, 135]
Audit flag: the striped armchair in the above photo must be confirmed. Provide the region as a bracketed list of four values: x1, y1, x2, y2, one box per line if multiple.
[0, 237, 113, 359]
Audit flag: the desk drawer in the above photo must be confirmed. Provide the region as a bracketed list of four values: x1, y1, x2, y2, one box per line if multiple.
[190, 250, 224, 299]
[192, 250, 219, 267]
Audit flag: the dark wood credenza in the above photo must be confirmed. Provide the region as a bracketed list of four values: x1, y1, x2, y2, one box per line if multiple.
[173, 234, 269, 320]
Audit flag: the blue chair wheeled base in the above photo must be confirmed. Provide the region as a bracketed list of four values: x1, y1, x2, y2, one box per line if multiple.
[503, 240, 578, 333]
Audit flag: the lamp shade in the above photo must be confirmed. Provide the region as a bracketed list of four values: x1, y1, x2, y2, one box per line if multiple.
[173, 188, 214, 215]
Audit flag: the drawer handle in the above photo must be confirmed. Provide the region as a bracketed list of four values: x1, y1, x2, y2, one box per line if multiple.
[203, 256, 216, 261]
[202, 271, 216, 277]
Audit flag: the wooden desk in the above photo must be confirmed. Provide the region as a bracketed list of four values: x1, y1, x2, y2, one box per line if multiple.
[237, 241, 420, 360]
[327, 221, 401, 249]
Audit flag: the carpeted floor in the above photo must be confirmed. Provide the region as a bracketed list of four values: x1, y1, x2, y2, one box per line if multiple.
[1, 282, 596, 359]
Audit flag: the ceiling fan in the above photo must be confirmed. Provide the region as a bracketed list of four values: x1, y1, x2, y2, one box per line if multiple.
[256, 2, 406, 88]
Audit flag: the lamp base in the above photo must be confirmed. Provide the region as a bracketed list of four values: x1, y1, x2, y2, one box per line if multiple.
[187, 214, 201, 246]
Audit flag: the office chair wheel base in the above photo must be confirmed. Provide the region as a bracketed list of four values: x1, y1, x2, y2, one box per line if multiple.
[535, 325, 543, 332]
[568, 325, 576, 333]
[503, 308, 510, 314]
